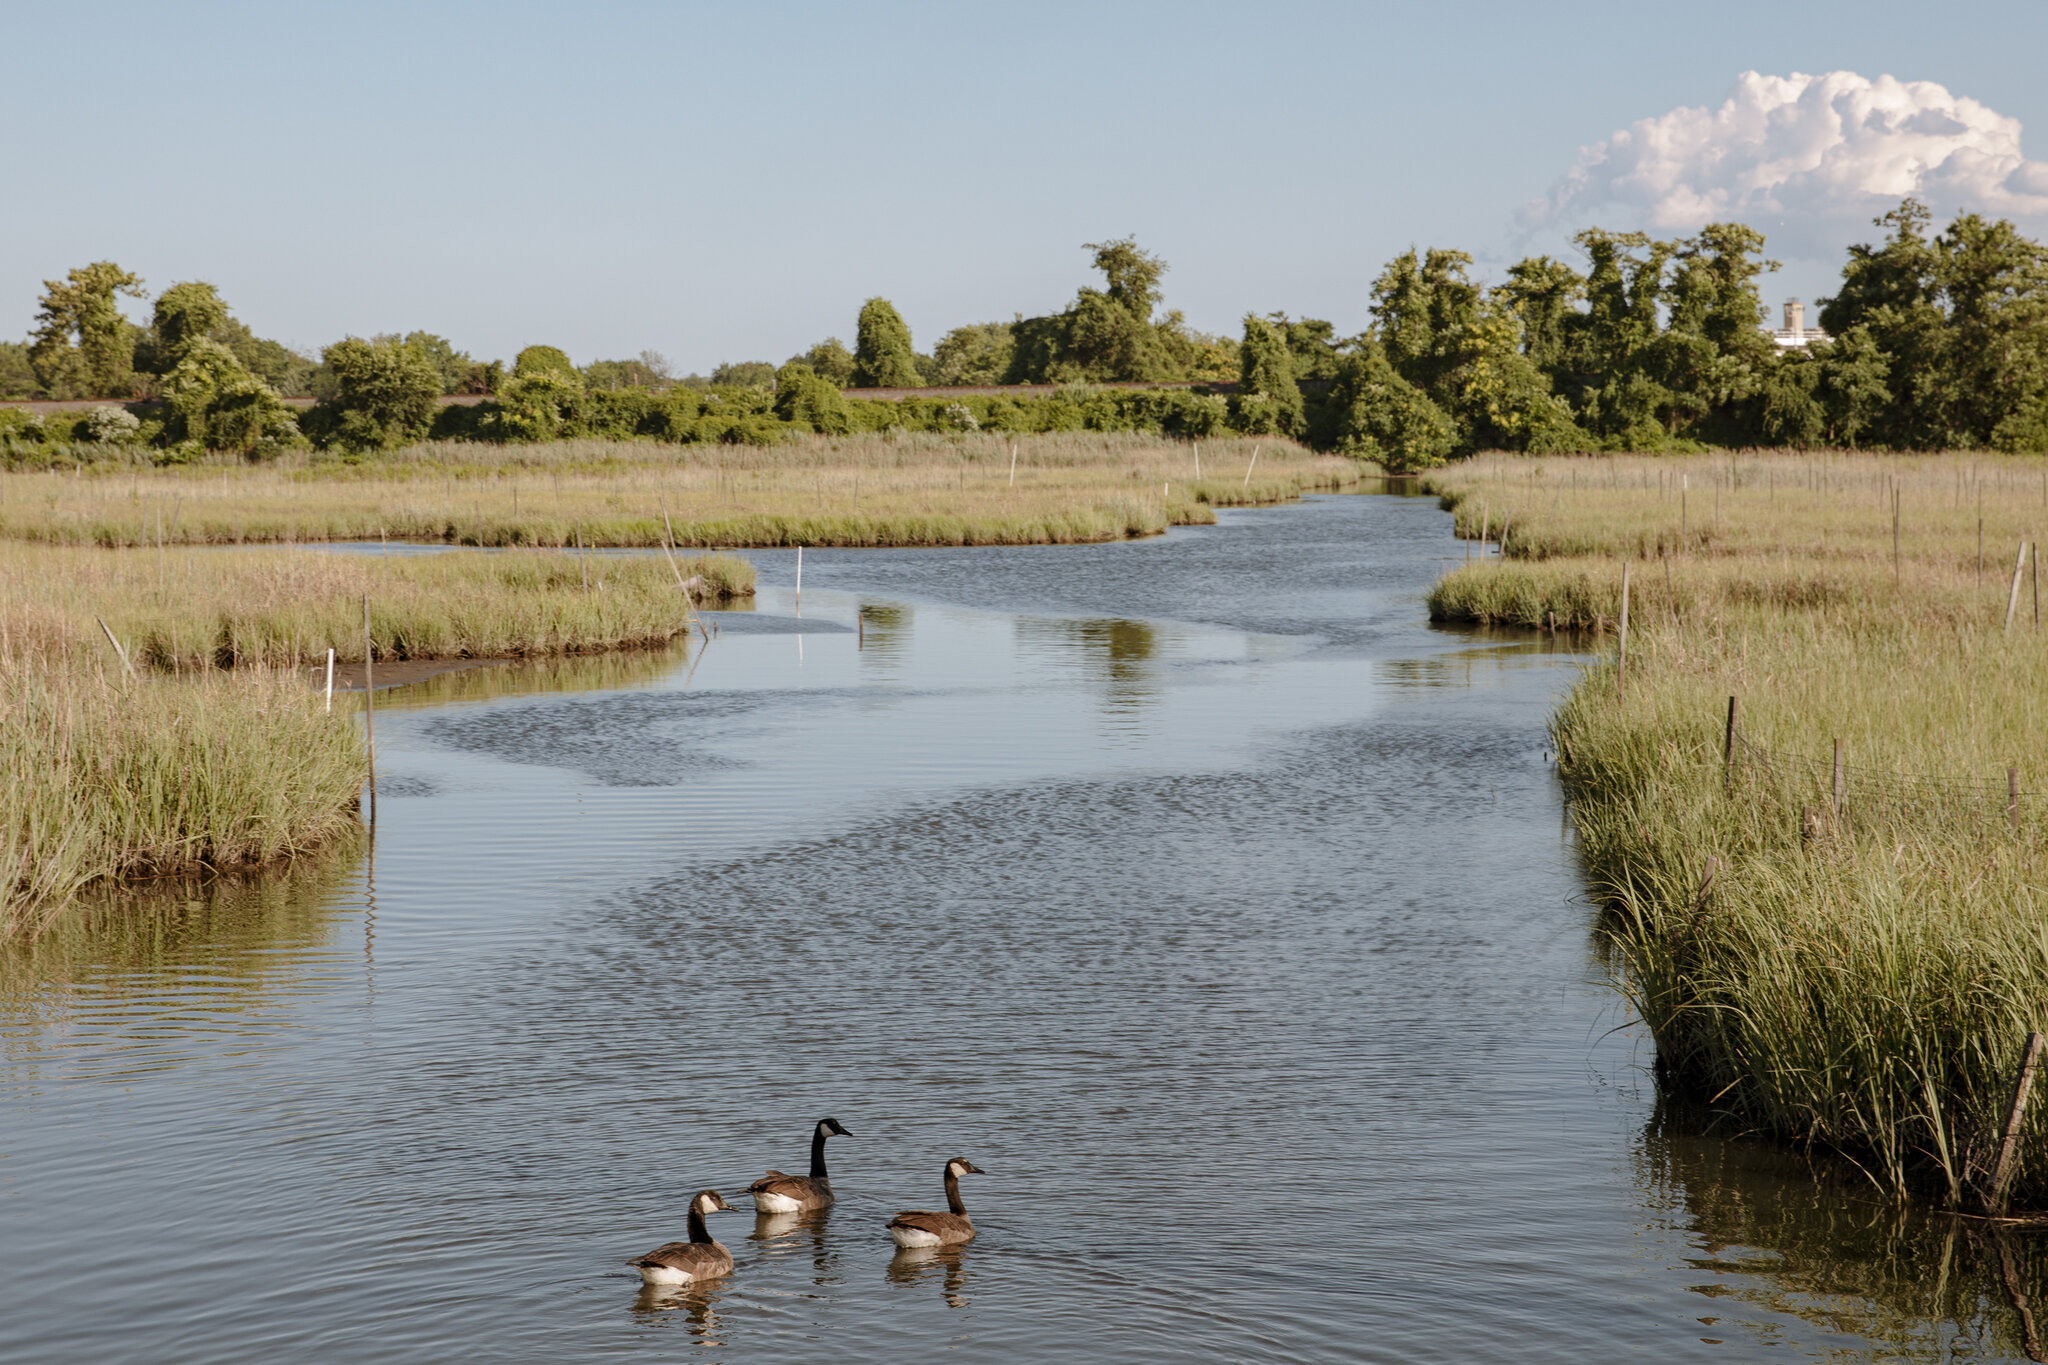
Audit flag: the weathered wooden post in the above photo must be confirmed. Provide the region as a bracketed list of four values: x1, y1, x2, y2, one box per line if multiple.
[1986, 1031, 2045, 1214]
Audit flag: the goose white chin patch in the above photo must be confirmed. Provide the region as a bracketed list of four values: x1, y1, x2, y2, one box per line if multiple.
[890, 1226, 942, 1249]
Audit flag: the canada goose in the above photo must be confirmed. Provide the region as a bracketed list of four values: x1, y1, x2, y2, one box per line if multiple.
[630, 1190, 739, 1287]
[886, 1158, 986, 1248]
[748, 1117, 851, 1214]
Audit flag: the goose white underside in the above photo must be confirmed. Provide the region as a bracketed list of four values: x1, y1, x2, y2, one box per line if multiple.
[752, 1190, 804, 1214]
[636, 1264, 695, 1286]
[889, 1226, 943, 1249]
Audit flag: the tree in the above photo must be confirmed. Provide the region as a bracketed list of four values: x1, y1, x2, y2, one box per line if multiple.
[307, 336, 443, 449]
[29, 262, 145, 398]
[930, 324, 1013, 386]
[1498, 256, 1585, 377]
[1233, 314, 1302, 433]
[787, 337, 858, 387]
[773, 362, 849, 432]
[1325, 341, 1456, 471]
[708, 360, 776, 389]
[1083, 237, 1167, 322]
[513, 345, 578, 381]
[159, 338, 298, 454]
[852, 298, 920, 387]
[0, 343, 36, 400]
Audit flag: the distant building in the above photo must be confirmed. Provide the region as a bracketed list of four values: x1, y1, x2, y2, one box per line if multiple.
[1767, 298, 1829, 350]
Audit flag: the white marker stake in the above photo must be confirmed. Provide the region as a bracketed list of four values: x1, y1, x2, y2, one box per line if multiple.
[325, 648, 335, 714]
[795, 545, 803, 616]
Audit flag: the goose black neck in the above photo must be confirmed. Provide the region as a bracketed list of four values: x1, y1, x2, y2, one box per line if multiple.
[809, 1127, 831, 1180]
[687, 1207, 711, 1243]
[944, 1169, 966, 1216]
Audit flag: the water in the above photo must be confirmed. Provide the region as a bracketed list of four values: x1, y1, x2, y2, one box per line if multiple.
[2, 493, 2043, 1362]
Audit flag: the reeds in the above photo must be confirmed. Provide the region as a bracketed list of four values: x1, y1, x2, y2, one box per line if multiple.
[0, 433, 1356, 549]
[1426, 450, 2048, 1206]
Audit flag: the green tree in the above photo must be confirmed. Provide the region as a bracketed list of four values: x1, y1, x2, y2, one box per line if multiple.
[1233, 314, 1302, 433]
[1325, 341, 1456, 471]
[514, 344, 578, 381]
[159, 338, 298, 455]
[1083, 237, 1167, 321]
[1498, 255, 1585, 377]
[787, 337, 857, 387]
[852, 298, 920, 388]
[773, 362, 850, 432]
[29, 262, 145, 398]
[929, 323, 1013, 386]
[708, 360, 776, 389]
[0, 342, 37, 400]
[308, 336, 443, 449]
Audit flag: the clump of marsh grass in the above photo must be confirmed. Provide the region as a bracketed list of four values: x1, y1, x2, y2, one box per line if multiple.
[1, 542, 753, 671]
[0, 433, 1355, 550]
[1428, 449, 2048, 1207]
[0, 654, 364, 935]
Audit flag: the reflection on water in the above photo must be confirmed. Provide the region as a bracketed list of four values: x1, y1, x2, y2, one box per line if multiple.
[1641, 1102, 2048, 1360]
[888, 1245, 972, 1308]
[0, 838, 366, 1072]
[630, 1280, 728, 1344]
[375, 641, 693, 712]
[1015, 616, 1164, 718]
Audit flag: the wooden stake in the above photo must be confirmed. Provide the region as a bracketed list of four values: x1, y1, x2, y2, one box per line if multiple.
[1192, 441, 1200, 479]
[2007, 542, 2028, 633]
[325, 648, 335, 714]
[1242, 443, 1260, 489]
[362, 595, 377, 825]
[2011, 765, 2022, 836]
[1617, 560, 1631, 701]
[1009, 441, 1018, 487]
[1986, 1031, 2046, 1214]
[1724, 695, 1738, 773]
[795, 545, 803, 614]
[1892, 488, 1900, 583]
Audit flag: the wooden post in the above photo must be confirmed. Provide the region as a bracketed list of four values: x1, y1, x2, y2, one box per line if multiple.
[2007, 542, 2028, 633]
[1617, 560, 1631, 701]
[1681, 474, 1688, 545]
[1724, 695, 1738, 773]
[1009, 441, 1018, 487]
[1242, 443, 1261, 489]
[325, 648, 335, 714]
[1499, 512, 1512, 557]
[1986, 1031, 2046, 1214]
[362, 595, 377, 825]
[1832, 738, 1845, 822]
[1892, 488, 1900, 583]
[1192, 441, 1200, 479]
[94, 616, 137, 680]
[2011, 765, 2022, 836]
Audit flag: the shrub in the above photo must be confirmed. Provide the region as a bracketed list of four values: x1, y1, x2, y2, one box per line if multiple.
[83, 404, 142, 444]
[305, 336, 442, 450]
[852, 298, 920, 388]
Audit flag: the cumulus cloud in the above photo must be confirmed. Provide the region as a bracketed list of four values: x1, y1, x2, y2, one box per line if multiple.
[1524, 71, 2048, 247]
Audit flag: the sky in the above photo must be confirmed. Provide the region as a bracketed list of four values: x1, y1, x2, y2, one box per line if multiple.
[4, 0, 2046, 370]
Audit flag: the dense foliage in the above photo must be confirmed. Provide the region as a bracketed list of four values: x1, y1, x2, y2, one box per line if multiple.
[10, 203, 2048, 464]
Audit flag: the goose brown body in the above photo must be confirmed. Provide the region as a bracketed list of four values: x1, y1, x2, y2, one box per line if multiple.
[632, 1190, 737, 1286]
[887, 1158, 985, 1248]
[748, 1118, 850, 1214]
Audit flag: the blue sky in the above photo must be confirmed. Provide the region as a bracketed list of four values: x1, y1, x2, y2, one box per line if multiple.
[5, 0, 2044, 370]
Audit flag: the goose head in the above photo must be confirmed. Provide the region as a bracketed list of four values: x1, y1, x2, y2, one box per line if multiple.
[946, 1158, 985, 1178]
[817, 1117, 853, 1139]
[691, 1190, 738, 1216]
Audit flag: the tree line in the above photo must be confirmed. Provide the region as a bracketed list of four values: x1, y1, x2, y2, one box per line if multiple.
[5, 202, 2046, 469]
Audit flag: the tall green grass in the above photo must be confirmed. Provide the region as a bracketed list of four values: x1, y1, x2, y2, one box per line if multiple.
[1427, 450, 2048, 1207]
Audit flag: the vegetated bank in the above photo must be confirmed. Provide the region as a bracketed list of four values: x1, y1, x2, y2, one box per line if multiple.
[1, 545, 752, 936]
[0, 432, 1357, 550]
[1426, 451, 2048, 1209]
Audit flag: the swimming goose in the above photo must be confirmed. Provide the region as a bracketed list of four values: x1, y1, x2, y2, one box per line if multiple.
[748, 1117, 851, 1214]
[630, 1190, 739, 1286]
[886, 1158, 986, 1248]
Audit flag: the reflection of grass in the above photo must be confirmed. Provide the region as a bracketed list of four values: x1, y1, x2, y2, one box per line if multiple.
[374, 639, 690, 711]
[0, 433, 1359, 549]
[0, 823, 364, 980]
[1426, 451, 2048, 1206]
[1641, 1104, 2048, 1360]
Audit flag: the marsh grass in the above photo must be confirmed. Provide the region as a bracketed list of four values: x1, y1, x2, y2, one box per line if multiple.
[1, 543, 753, 672]
[0, 543, 752, 932]
[1426, 450, 2048, 1206]
[2, 433, 1356, 549]
[0, 654, 364, 935]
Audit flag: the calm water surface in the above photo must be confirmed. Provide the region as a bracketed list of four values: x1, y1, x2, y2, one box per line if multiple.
[2, 492, 2043, 1362]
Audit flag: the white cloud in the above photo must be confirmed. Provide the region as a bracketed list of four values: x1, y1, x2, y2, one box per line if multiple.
[1524, 71, 2048, 248]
